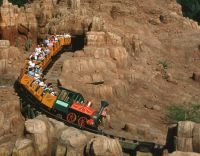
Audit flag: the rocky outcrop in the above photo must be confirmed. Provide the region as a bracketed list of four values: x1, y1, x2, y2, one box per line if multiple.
[0, 40, 24, 77]
[0, 0, 37, 45]
[166, 121, 200, 153]
[5, 115, 123, 156]
[0, 87, 24, 155]
[122, 123, 165, 145]
[12, 138, 35, 156]
[169, 151, 200, 156]
[85, 136, 123, 156]
[60, 30, 129, 103]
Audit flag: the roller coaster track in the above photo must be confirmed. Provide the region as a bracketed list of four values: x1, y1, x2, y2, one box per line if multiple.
[15, 35, 165, 156]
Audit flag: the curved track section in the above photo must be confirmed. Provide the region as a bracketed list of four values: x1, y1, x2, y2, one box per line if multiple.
[15, 35, 165, 156]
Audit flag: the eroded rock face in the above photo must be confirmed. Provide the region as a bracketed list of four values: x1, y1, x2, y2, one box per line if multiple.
[21, 116, 123, 156]
[85, 136, 123, 156]
[0, 0, 37, 45]
[169, 151, 200, 156]
[122, 123, 165, 145]
[12, 138, 35, 156]
[0, 87, 24, 154]
[0, 40, 24, 75]
[167, 121, 200, 153]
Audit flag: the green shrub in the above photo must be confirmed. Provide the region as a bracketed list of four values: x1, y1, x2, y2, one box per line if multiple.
[0, 0, 28, 6]
[24, 39, 32, 52]
[15, 39, 19, 47]
[167, 103, 200, 123]
[177, 0, 200, 23]
[158, 60, 169, 69]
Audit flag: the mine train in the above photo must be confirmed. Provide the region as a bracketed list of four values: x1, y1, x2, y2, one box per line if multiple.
[17, 35, 109, 129]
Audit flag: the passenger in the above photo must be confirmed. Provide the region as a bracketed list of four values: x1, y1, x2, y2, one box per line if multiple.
[35, 45, 41, 52]
[55, 36, 58, 42]
[35, 65, 42, 74]
[37, 54, 44, 62]
[29, 53, 35, 60]
[34, 77, 41, 84]
[28, 68, 35, 77]
[44, 38, 50, 46]
[47, 41, 53, 48]
[39, 81, 47, 88]
[44, 47, 50, 55]
[51, 91, 57, 96]
[34, 73, 41, 80]
[64, 33, 71, 38]
[34, 50, 41, 60]
[28, 58, 35, 69]
[51, 35, 55, 42]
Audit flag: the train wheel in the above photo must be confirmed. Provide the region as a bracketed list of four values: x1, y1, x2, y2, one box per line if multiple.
[78, 117, 87, 128]
[66, 113, 77, 123]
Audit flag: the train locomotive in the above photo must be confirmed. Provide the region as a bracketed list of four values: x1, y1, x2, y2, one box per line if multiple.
[17, 35, 109, 129]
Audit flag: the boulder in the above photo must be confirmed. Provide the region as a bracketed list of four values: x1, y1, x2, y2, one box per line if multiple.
[55, 144, 67, 156]
[86, 32, 106, 46]
[59, 127, 87, 148]
[169, 151, 200, 156]
[177, 121, 194, 138]
[192, 124, 200, 153]
[25, 119, 49, 156]
[12, 138, 35, 156]
[0, 40, 10, 48]
[85, 136, 123, 156]
[0, 142, 13, 156]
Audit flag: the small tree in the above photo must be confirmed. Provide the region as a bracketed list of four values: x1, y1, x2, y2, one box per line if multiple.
[24, 39, 32, 52]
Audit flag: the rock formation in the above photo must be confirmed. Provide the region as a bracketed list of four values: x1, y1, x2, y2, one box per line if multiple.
[166, 121, 200, 153]
[0, 0, 37, 45]
[1, 0, 200, 155]
[1, 115, 123, 156]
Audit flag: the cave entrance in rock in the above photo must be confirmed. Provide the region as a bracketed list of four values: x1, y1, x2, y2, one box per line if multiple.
[71, 34, 85, 52]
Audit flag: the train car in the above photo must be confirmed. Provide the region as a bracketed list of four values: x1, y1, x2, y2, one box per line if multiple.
[17, 35, 109, 129]
[53, 86, 109, 128]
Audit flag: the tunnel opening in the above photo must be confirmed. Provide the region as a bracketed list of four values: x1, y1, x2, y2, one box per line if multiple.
[71, 34, 86, 52]
[177, 0, 200, 24]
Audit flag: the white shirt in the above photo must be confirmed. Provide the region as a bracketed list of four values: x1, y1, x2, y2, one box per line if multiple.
[35, 47, 41, 52]
[29, 61, 35, 68]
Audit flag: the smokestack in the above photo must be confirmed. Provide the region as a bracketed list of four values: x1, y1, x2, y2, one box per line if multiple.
[98, 101, 109, 116]
[92, 101, 109, 128]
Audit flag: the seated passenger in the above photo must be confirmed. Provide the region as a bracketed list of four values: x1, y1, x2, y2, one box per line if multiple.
[64, 33, 71, 38]
[44, 47, 50, 55]
[34, 78, 41, 84]
[44, 39, 50, 46]
[55, 37, 58, 42]
[34, 73, 41, 79]
[51, 91, 57, 96]
[39, 81, 47, 88]
[35, 45, 41, 52]
[28, 68, 35, 77]
[37, 54, 44, 62]
[28, 58, 35, 69]
[29, 53, 35, 60]
[35, 65, 41, 74]
[47, 41, 53, 48]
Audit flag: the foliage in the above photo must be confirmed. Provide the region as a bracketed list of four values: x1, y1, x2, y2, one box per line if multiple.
[167, 103, 200, 123]
[15, 39, 19, 47]
[158, 60, 169, 69]
[177, 0, 200, 23]
[24, 39, 32, 52]
[0, 0, 28, 6]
